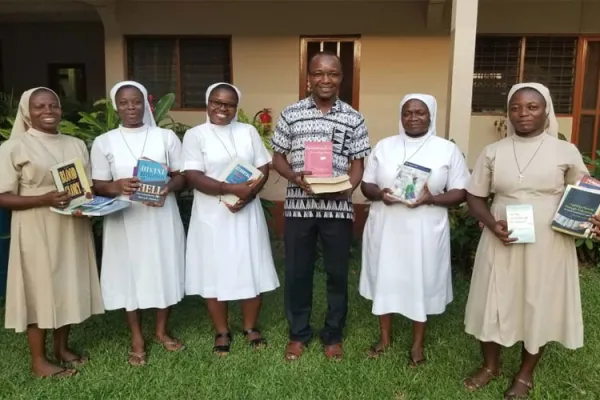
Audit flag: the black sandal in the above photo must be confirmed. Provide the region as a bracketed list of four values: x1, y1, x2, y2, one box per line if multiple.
[213, 332, 232, 355]
[408, 349, 426, 367]
[242, 328, 267, 348]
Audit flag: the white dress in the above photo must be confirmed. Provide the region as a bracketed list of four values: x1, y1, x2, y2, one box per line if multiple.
[359, 134, 470, 322]
[90, 125, 186, 311]
[182, 122, 279, 301]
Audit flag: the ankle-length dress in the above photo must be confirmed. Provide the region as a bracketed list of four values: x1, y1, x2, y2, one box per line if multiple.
[91, 125, 185, 311]
[465, 133, 587, 354]
[0, 129, 103, 332]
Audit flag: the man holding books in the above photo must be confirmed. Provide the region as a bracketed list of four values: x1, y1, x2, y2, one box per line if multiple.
[271, 51, 371, 361]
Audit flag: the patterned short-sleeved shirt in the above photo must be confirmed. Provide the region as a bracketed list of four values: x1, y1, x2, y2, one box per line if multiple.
[271, 97, 371, 219]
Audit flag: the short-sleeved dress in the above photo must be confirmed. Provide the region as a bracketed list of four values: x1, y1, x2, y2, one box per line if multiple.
[91, 125, 185, 311]
[359, 134, 470, 321]
[0, 128, 103, 332]
[182, 121, 279, 301]
[465, 132, 587, 354]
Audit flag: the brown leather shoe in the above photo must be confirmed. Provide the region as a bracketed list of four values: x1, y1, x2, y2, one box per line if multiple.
[324, 343, 343, 361]
[284, 341, 305, 361]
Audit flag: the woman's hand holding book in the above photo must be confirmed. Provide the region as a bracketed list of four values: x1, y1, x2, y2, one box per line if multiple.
[42, 190, 71, 209]
[113, 177, 140, 196]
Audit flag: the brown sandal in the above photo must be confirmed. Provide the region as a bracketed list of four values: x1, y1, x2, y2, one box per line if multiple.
[128, 351, 147, 366]
[367, 342, 390, 359]
[59, 355, 89, 368]
[464, 366, 501, 392]
[504, 377, 534, 399]
[40, 368, 78, 379]
[155, 336, 185, 352]
[284, 341, 305, 361]
[324, 343, 343, 361]
[408, 349, 426, 367]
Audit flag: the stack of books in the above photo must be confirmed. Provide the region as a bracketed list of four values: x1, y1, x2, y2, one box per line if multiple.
[551, 175, 600, 239]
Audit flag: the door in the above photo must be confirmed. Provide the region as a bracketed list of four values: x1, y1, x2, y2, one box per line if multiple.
[573, 38, 600, 159]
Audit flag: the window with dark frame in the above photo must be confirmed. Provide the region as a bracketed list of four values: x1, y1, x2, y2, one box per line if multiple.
[126, 36, 232, 110]
[472, 36, 577, 114]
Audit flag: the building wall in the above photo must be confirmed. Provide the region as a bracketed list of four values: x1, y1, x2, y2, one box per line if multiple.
[0, 22, 106, 101]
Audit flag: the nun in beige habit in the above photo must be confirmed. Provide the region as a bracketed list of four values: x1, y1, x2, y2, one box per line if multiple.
[0, 87, 103, 378]
[464, 82, 588, 399]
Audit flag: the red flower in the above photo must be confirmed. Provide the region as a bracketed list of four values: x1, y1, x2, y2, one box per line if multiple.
[148, 94, 156, 113]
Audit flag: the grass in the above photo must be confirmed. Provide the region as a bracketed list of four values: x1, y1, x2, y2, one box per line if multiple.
[1, 241, 600, 399]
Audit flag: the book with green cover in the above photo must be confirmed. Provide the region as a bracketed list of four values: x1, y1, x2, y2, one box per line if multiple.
[551, 184, 600, 238]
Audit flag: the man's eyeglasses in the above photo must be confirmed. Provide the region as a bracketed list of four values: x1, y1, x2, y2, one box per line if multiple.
[208, 99, 237, 110]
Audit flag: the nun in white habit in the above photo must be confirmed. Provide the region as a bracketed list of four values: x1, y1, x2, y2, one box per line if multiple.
[182, 82, 279, 355]
[359, 93, 470, 363]
[90, 80, 186, 366]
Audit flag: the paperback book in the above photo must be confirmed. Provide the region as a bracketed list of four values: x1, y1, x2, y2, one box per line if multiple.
[304, 141, 333, 177]
[506, 204, 535, 244]
[51, 196, 131, 216]
[390, 162, 432, 204]
[130, 157, 169, 205]
[217, 157, 263, 206]
[304, 174, 352, 194]
[551, 184, 600, 239]
[50, 158, 93, 209]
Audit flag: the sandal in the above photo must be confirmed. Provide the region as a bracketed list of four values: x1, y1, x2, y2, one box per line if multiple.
[213, 332, 232, 355]
[47, 368, 78, 378]
[367, 342, 390, 359]
[128, 351, 147, 366]
[504, 377, 534, 399]
[408, 348, 426, 367]
[155, 336, 185, 352]
[464, 366, 501, 392]
[284, 341, 305, 361]
[324, 343, 343, 361]
[242, 328, 267, 349]
[58, 355, 89, 368]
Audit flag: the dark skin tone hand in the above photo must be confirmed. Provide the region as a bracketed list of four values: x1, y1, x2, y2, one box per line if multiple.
[464, 88, 550, 398]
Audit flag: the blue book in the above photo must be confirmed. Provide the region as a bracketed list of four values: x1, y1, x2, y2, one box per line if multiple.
[552, 184, 600, 239]
[130, 158, 169, 205]
[217, 157, 263, 206]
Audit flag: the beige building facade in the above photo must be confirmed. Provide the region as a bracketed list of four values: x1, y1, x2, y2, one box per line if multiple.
[1, 0, 600, 209]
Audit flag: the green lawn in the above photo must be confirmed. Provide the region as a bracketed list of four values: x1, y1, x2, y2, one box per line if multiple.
[1, 242, 600, 399]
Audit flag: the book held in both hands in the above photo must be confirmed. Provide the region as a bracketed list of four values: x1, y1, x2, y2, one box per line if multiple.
[389, 162, 432, 205]
[130, 157, 169, 206]
[303, 141, 352, 194]
[551, 176, 600, 239]
[217, 157, 263, 207]
[50, 195, 131, 216]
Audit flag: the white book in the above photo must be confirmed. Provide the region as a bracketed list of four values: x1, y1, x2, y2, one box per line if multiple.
[389, 162, 431, 205]
[506, 204, 535, 244]
[217, 157, 263, 206]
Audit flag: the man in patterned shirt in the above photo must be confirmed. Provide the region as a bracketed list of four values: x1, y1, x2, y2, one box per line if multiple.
[271, 51, 371, 361]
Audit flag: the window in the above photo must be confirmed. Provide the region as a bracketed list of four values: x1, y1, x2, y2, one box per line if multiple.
[299, 37, 361, 110]
[48, 63, 87, 103]
[472, 36, 577, 114]
[126, 36, 232, 110]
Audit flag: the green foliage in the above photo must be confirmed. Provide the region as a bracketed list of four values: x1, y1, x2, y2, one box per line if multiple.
[449, 204, 481, 276]
[237, 108, 272, 150]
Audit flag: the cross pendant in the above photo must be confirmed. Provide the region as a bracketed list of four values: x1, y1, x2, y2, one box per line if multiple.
[518, 174, 524, 183]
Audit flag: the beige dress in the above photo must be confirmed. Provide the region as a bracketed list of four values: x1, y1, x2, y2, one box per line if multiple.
[465, 132, 587, 354]
[0, 129, 103, 332]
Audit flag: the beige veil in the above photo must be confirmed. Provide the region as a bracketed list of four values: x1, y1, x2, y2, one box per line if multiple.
[506, 82, 559, 138]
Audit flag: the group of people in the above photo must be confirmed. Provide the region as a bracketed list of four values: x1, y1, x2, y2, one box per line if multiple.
[0, 51, 595, 399]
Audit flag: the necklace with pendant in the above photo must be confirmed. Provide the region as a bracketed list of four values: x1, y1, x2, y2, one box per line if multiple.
[512, 136, 545, 184]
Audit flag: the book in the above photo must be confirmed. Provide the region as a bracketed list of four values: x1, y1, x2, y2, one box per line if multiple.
[304, 174, 352, 194]
[130, 158, 169, 205]
[50, 158, 93, 209]
[551, 184, 600, 238]
[304, 141, 333, 177]
[389, 162, 432, 204]
[578, 175, 600, 189]
[217, 157, 264, 206]
[506, 204, 536, 244]
[50, 196, 131, 216]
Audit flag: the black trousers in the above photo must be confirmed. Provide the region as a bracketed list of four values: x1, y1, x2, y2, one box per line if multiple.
[284, 217, 353, 345]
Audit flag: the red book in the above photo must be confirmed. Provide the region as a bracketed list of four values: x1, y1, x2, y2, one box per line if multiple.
[304, 141, 333, 177]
